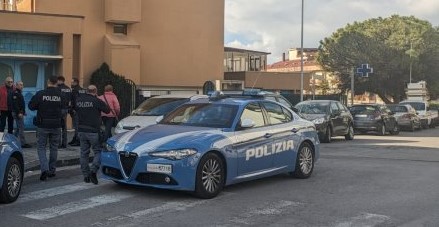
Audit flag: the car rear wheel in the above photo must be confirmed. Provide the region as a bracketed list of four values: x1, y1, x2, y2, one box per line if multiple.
[390, 123, 400, 135]
[292, 143, 314, 179]
[195, 153, 224, 199]
[345, 124, 354, 140]
[0, 157, 23, 203]
[321, 126, 332, 143]
[377, 123, 386, 136]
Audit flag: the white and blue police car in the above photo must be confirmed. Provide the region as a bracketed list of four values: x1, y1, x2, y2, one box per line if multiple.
[101, 93, 320, 198]
[0, 133, 24, 203]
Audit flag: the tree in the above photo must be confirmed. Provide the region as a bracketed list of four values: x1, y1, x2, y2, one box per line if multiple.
[318, 15, 439, 103]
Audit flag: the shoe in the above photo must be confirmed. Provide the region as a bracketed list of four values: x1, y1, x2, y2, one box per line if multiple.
[90, 172, 98, 185]
[40, 171, 48, 181]
[84, 176, 91, 183]
[21, 144, 32, 148]
[48, 172, 56, 178]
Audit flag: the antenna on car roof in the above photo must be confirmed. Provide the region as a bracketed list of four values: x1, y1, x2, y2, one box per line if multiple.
[250, 71, 262, 91]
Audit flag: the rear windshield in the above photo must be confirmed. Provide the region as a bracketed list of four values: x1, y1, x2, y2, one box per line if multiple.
[132, 98, 189, 116]
[401, 102, 425, 111]
[388, 105, 408, 113]
[295, 103, 329, 114]
[349, 105, 378, 114]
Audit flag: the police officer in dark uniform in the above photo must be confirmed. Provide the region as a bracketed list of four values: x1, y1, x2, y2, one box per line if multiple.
[28, 76, 65, 181]
[76, 85, 110, 184]
[68, 77, 86, 146]
[57, 75, 72, 148]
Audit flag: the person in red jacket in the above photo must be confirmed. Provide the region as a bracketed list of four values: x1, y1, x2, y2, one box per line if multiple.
[0, 76, 15, 134]
[98, 84, 120, 141]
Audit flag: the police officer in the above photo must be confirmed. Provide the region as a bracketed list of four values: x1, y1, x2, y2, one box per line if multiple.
[76, 85, 110, 184]
[57, 75, 72, 148]
[68, 77, 85, 146]
[28, 76, 65, 181]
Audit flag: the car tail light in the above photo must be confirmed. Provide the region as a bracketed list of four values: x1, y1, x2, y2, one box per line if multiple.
[400, 114, 410, 119]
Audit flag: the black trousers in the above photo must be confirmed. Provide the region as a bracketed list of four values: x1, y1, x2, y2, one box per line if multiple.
[0, 110, 14, 134]
[102, 116, 117, 141]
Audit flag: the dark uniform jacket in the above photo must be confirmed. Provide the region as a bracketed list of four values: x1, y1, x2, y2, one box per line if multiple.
[71, 85, 86, 112]
[28, 87, 65, 128]
[58, 83, 72, 110]
[76, 93, 111, 133]
[12, 88, 25, 115]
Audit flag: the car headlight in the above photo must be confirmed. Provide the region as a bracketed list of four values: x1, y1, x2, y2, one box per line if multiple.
[149, 149, 197, 160]
[104, 143, 117, 152]
[312, 117, 325, 124]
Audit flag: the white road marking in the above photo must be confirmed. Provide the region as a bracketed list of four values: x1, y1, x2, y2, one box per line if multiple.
[217, 200, 301, 226]
[335, 213, 391, 227]
[17, 181, 109, 204]
[92, 192, 233, 227]
[22, 192, 133, 220]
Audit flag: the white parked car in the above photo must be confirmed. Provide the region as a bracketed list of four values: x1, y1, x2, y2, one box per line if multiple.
[115, 94, 207, 134]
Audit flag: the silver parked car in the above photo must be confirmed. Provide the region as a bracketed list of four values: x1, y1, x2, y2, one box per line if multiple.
[387, 104, 421, 131]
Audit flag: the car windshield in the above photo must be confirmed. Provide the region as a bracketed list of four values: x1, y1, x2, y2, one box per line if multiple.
[295, 103, 329, 114]
[160, 103, 238, 128]
[132, 98, 189, 116]
[350, 105, 378, 114]
[388, 105, 408, 113]
[401, 102, 425, 111]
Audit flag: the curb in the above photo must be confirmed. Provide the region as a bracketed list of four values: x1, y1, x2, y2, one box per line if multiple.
[25, 156, 94, 172]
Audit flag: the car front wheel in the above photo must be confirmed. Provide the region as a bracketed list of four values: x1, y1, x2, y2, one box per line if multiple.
[345, 124, 354, 140]
[321, 126, 332, 143]
[377, 123, 386, 136]
[195, 153, 224, 199]
[0, 157, 23, 203]
[292, 143, 314, 179]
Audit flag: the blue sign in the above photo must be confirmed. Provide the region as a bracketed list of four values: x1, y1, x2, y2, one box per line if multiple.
[356, 64, 373, 78]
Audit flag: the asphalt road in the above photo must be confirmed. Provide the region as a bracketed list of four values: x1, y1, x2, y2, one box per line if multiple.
[1, 128, 438, 227]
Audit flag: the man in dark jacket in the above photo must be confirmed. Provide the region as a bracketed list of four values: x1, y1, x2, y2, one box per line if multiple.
[12, 81, 31, 148]
[0, 76, 15, 134]
[68, 77, 85, 146]
[57, 76, 72, 148]
[76, 85, 110, 184]
[29, 76, 66, 181]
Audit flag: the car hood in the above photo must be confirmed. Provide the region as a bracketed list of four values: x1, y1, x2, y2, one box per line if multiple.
[300, 114, 327, 121]
[109, 124, 228, 154]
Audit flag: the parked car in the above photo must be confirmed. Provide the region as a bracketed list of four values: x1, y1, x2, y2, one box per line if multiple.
[115, 94, 207, 134]
[399, 100, 438, 129]
[0, 133, 24, 203]
[102, 94, 319, 199]
[349, 104, 399, 136]
[387, 104, 421, 131]
[295, 100, 354, 143]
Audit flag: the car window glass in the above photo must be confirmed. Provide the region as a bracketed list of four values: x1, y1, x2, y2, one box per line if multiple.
[132, 98, 188, 116]
[388, 105, 408, 113]
[282, 107, 293, 122]
[335, 102, 346, 112]
[161, 103, 238, 128]
[295, 103, 329, 114]
[277, 97, 293, 109]
[265, 96, 277, 102]
[330, 102, 339, 113]
[349, 105, 378, 114]
[262, 102, 291, 125]
[240, 102, 265, 128]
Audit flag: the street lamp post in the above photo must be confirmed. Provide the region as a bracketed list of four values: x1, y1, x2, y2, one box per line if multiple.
[300, 0, 304, 102]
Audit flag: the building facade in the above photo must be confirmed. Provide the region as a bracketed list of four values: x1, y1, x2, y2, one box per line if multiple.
[0, 0, 224, 128]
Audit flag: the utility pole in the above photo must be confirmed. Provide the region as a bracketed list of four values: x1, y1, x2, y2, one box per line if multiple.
[351, 67, 354, 106]
[300, 0, 304, 102]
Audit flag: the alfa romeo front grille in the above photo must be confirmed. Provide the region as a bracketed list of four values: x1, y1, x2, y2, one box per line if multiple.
[119, 151, 138, 177]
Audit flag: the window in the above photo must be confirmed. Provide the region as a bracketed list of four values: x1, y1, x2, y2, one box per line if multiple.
[0, 63, 13, 82]
[113, 24, 127, 35]
[276, 96, 293, 109]
[240, 102, 265, 128]
[330, 102, 339, 113]
[262, 102, 292, 125]
[20, 63, 39, 87]
[336, 102, 347, 112]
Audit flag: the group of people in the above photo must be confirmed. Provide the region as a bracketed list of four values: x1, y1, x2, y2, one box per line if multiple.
[0, 75, 120, 185]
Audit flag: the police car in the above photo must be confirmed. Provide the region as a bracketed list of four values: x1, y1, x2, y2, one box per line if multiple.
[101, 92, 319, 198]
[0, 133, 24, 203]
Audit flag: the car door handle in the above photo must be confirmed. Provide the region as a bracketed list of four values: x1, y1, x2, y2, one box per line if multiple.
[264, 133, 272, 138]
[291, 128, 299, 133]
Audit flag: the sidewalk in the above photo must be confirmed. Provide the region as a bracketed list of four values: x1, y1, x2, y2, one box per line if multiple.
[22, 130, 83, 172]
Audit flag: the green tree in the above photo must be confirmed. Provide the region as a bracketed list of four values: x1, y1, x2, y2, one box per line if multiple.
[318, 15, 439, 103]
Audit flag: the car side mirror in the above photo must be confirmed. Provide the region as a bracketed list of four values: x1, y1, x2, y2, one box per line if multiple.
[155, 115, 164, 123]
[240, 119, 255, 128]
[416, 112, 419, 115]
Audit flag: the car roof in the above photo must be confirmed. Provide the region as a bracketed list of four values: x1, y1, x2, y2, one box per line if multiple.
[297, 100, 337, 104]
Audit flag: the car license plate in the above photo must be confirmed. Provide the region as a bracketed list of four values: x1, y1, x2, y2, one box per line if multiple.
[147, 164, 172, 174]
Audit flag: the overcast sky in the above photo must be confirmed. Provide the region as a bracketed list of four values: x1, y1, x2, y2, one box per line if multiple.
[225, 0, 439, 63]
